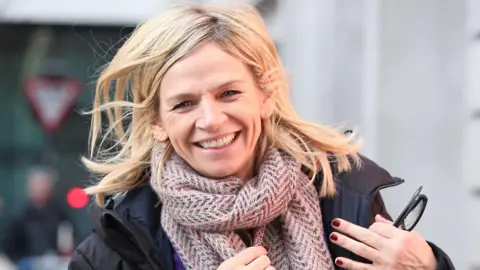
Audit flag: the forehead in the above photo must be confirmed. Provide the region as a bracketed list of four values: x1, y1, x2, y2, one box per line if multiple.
[160, 43, 253, 97]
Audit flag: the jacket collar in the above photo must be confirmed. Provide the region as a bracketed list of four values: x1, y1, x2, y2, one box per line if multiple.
[90, 184, 173, 270]
[112, 184, 161, 237]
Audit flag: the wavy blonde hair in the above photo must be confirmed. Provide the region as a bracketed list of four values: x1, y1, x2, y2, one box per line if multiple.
[83, 2, 362, 207]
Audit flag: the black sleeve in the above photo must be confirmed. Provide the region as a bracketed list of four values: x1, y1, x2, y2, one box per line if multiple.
[2, 216, 26, 263]
[427, 241, 456, 270]
[68, 248, 94, 270]
[68, 232, 131, 270]
[370, 193, 456, 270]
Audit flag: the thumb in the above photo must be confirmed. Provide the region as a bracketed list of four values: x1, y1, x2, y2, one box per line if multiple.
[375, 214, 393, 224]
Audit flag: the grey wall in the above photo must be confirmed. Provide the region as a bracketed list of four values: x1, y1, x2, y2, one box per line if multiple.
[377, 1, 468, 269]
[274, 0, 472, 268]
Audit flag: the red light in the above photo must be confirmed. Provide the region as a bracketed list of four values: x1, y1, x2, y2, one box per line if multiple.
[66, 187, 89, 209]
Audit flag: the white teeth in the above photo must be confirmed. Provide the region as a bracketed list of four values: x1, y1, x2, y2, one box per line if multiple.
[199, 133, 236, 149]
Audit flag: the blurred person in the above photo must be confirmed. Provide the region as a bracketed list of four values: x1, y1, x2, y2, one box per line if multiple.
[2, 166, 75, 269]
[68, 3, 454, 270]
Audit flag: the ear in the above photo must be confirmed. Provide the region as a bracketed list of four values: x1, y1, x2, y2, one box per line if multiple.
[151, 122, 168, 142]
[260, 91, 276, 120]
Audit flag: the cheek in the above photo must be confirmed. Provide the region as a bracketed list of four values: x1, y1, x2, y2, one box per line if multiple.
[164, 114, 194, 142]
[238, 107, 263, 136]
[234, 95, 264, 116]
[164, 114, 176, 129]
[239, 102, 263, 129]
[230, 105, 262, 127]
[161, 112, 180, 134]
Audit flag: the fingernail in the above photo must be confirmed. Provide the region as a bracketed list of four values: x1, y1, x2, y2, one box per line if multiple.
[263, 245, 269, 252]
[331, 219, 341, 227]
[335, 259, 344, 266]
[329, 233, 338, 241]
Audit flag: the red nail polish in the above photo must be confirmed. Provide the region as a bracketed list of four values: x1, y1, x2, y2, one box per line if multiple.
[331, 219, 341, 227]
[263, 245, 269, 252]
[336, 259, 344, 266]
[329, 233, 338, 241]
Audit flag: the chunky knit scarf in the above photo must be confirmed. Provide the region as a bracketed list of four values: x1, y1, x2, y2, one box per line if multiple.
[150, 146, 334, 270]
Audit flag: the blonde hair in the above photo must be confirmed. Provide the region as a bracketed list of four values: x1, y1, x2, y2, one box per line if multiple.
[83, 2, 362, 207]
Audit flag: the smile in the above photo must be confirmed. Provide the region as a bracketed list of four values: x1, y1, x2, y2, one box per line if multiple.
[196, 132, 240, 149]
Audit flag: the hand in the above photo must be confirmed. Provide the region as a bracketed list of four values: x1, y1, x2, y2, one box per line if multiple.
[329, 215, 437, 270]
[217, 246, 275, 270]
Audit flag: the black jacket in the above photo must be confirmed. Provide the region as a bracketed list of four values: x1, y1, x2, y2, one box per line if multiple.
[68, 157, 455, 270]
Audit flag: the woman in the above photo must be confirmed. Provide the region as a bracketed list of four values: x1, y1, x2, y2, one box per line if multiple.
[69, 3, 454, 270]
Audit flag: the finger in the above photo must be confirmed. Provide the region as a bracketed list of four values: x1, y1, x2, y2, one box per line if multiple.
[331, 219, 383, 249]
[375, 214, 393, 224]
[233, 246, 268, 265]
[368, 221, 397, 239]
[329, 232, 381, 262]
[265, 266, 276, 270]
[334, 257, 374, 270]
[246, 254, 271, 269]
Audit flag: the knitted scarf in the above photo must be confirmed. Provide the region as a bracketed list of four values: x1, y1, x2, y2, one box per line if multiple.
[150, 146, 334, 270]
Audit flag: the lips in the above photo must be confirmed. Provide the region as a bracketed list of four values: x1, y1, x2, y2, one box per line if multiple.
[196, 132, 239, 149]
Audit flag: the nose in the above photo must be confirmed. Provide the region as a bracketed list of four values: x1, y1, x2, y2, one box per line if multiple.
[195, 99, 227, 131]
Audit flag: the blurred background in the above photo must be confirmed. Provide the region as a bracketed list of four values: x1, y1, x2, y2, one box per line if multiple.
[0, 0, 478, 269]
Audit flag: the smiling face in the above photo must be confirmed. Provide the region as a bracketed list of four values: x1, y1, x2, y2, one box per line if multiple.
[152, 43, 274, 180]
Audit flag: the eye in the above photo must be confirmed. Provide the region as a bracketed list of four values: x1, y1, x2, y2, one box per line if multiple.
[221, 90, 240, 98]
[172, 101, 193, 110]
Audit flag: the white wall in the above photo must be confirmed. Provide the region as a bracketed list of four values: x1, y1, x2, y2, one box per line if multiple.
[465, 0, 480, 269]
[0, 0, 262, 25]
[277, 0, 471, 269]
[0, 0, 168, 25]
[377, 1, 469, 269]
[280, 0, 336, 125]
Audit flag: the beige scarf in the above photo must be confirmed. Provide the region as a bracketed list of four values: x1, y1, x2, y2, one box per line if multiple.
[150, 146, 334, 270]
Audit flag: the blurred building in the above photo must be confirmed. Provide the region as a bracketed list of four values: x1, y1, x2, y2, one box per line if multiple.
[0, 0, 478, 269]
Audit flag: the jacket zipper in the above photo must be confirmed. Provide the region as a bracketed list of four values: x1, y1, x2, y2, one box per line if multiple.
[103, 211, 166, 270]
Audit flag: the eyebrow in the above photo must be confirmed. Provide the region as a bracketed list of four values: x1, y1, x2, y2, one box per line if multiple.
[165, 79, 244, 104]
